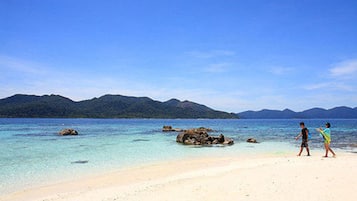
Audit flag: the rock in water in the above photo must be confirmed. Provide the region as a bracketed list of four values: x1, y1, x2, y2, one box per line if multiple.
[218, 134, 225, 143]
[162, 125, 184, 132]
[59, 128, 78, 136]
[176, 127, 233, 146]
[196, 127, 213, 132]
[162, 125, 173, 132]
[246, 138, 258, 143]
[71, 160, 88, 164]
[223, 138, 234, 145]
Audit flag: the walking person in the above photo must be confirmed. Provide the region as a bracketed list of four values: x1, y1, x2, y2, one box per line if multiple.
[295, 122, 311, 156]
[319, 122, 336, 158]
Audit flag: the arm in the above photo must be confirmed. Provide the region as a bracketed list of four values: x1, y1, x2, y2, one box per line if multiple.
[319, 128, 328, 141]
[319, 128, 327, 138]
[295, 132, 302, 140]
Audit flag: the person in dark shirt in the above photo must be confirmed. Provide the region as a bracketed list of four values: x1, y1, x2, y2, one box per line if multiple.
[295, 122, 311, 156]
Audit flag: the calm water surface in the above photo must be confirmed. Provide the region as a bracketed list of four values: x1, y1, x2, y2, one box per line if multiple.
[0, 118, 356, 194]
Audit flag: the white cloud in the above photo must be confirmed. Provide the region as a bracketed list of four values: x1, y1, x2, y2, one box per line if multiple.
[204, 63, 231, 73]
[302, 59, 357, 92]
[2, 55, 355, 112]
[0, 55, 47, 75]
[186, 50, 235, 59]
[303, 82, 354, 91]
[299, 93, 357, 111]
[329, 59, 357, 78]
[304, 82, 332, 90]
[269, 66, 294, 75]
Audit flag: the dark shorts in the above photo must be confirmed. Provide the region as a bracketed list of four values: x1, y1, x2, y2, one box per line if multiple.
[301, 140, 308, 147]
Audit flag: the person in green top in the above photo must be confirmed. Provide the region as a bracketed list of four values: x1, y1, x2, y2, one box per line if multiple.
[319, 122, 336, 158]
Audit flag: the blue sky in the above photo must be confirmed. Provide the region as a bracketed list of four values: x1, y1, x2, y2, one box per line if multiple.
[1, 0, 357, 112]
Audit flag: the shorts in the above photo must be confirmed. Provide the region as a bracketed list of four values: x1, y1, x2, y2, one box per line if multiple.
[301, 140, 308, 147]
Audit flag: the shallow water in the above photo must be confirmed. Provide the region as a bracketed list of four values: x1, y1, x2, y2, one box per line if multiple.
[0, 118, 356, 194]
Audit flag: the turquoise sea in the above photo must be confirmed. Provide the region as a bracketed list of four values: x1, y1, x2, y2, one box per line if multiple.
[0, 118, 356, 194]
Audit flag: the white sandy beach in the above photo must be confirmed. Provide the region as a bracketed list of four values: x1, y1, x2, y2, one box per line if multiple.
[1, 152, 357, 201]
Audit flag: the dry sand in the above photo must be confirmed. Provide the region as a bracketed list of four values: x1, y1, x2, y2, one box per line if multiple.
[1, 153, 357, 201]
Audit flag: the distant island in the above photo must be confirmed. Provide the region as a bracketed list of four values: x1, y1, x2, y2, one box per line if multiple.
[237, 107, 357, 119]
[0, 94, 237, 119]
[1, 94, 356, 119]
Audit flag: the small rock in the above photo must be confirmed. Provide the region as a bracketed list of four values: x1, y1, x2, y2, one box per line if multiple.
[162, 125, 173, 132]
[162, 125, 184, 132]
[71, 160, 88, 164]
[59, 128, 78, 136]
[246, 138, 258, 143]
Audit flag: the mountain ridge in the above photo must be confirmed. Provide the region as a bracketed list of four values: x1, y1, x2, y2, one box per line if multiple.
[238, 106, 357, 119]
[0, 94, 237, 119]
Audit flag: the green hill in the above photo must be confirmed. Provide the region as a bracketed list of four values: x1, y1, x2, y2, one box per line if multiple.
[0, 94, 237, 119]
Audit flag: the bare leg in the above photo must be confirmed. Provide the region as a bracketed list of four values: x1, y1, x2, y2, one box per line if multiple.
[306, 147, 310, 156]
[297, 147, 303, 156]
[328, 145, 336, 157]
[324, 143, 329, 157]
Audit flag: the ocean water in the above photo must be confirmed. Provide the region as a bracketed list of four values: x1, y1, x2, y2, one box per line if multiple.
[0, 118, 356, 194]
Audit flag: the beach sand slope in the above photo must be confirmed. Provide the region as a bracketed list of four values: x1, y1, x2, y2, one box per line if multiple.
[1, 153, 357, 201]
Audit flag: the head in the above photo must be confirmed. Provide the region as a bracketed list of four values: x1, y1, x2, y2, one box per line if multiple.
[325, 122, 331, 128]
[300, 122, 305, 128]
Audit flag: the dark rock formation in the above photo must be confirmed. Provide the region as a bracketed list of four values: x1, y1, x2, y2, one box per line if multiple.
[59, 128, 78, 136]
[176, 128, 233, 146]
[246, 138, 258, 143]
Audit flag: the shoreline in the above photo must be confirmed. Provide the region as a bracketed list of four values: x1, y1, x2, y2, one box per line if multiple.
[1, 152, 356, 201]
